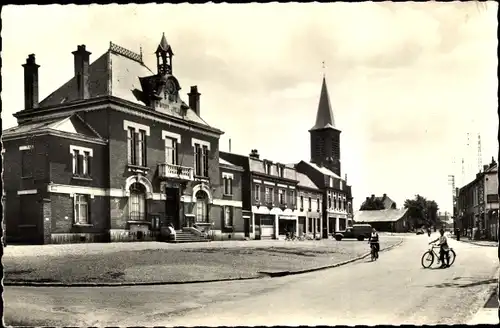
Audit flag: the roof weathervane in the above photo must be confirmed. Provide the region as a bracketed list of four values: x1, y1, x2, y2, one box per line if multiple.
[322, 60, 326, 77]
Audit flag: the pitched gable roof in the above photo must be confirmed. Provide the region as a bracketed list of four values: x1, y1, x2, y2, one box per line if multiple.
[38, 42, 210, 128]
[361, 194, 396, 210]
[296, 171, 320, 190]
[3, 114, 105, 142]
[303, 161, 342, 179]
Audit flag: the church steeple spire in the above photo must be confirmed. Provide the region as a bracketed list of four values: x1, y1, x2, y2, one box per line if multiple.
[155, 32, 174, 75]
[310, 76, 336, 131]
[308, 75, 342, 176]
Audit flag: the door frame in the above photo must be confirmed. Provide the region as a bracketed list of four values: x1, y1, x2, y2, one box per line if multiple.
[165, 187, 180, 230]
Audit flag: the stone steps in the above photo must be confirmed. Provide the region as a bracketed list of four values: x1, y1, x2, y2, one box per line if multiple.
[170, 231, 210, 243]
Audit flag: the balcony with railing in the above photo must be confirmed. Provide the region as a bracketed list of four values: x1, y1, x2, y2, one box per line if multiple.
[158, 163, 194, 181]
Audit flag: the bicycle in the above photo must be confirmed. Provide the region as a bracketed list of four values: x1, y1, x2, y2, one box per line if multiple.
[421, 244, 456, 269]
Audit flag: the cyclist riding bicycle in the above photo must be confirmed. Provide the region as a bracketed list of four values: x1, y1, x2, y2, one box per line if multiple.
[429, 228, 450, 268]
[368, 228, 380, 259]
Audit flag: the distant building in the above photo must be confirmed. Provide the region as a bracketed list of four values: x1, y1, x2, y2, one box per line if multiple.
[437, 211, 454, 231]
[457, 157, 498, 241]
[353, 208, 410, 233]
[360, 194, 397, 210]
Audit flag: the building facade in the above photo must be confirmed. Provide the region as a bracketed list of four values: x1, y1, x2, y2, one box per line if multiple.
[457, 157, 498, 241]
[219, 149, 325, 240]
[2, 35, 243, 244]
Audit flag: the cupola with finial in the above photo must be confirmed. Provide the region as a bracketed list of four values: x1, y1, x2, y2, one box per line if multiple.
[155, 32, 174, 75]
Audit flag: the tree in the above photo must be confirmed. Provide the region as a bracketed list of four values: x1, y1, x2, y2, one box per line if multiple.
[360, 197, 385, 211]
[426, 200, 439, 226]
[404, 195, 439, 228]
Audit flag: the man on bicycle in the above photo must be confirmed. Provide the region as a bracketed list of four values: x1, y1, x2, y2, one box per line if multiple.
[368, 228, 380, 259]
[429, 228, 450, 268]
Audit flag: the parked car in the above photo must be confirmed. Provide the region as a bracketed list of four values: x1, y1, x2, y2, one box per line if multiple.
[416, 228, 424, 235]
[334, 224, 372, 241]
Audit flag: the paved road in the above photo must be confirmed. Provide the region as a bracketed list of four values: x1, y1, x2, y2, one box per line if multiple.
[4, 234, 498, 326]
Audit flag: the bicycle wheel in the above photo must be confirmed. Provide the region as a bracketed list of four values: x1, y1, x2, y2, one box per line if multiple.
[448, 249, 456, 266]
[421, 251, 434, 268]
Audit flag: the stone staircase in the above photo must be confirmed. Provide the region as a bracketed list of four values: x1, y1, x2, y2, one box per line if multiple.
[172, 230, 210, 243]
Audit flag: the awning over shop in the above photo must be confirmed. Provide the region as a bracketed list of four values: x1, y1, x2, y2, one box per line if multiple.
[278, 215, 297, 220]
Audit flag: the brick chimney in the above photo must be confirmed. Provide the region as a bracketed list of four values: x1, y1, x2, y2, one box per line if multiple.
[22, 54, 40, 109]
[249, 149, 260, 159]
[72, 45, 91, 100]
[188, 85, 201, 116]
[383, 193, 387, 199]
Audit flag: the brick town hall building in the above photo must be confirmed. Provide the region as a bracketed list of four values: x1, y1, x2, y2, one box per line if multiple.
[2, 34, 353, 244]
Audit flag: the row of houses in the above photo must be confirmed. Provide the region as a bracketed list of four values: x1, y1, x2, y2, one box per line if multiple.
[456, 157, 499, 241]
[2, 33, 354, 244]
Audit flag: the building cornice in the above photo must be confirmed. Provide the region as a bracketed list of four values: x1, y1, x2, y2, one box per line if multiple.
[251, 171, 299, 185]
[13, 96, 224, 138]
[2, 129, 108, 145]
[219, 163, 245, 172]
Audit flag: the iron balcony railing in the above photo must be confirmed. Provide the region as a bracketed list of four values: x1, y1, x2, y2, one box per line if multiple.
[158, 163, 194, 181]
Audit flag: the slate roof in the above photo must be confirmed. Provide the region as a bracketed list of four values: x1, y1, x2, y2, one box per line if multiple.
[296, 171, 320, 190]
[353, 209, 409, 223]
[219, 157, 243, 171]
[304, 161, 342, 179]
[310, 76, 336, 131]
[38, 42, 210, 128]
[3, 114, 106, 142]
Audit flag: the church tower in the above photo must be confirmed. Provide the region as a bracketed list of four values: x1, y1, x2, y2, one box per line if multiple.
[309, 76, 342, 176]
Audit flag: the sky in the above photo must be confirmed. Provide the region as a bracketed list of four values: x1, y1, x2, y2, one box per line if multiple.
[2, 2, 498, 213]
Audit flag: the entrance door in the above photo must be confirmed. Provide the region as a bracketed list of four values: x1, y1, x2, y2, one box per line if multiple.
[165, 188, 180, 230]
[322, 217, 328, 238]
[244, 217, 250, 238]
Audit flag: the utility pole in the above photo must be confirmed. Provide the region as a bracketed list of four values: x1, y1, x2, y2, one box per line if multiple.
[478, 133, 483, 172]
[448, 175, 457, 233]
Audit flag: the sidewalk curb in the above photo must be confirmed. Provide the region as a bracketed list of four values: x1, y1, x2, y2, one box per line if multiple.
[454, 239, 498, 248]
[4, 239, 404, 288]
[261, 238, 404, 277]
[468, 268, 500, 324]
[3, 275, 266, 288]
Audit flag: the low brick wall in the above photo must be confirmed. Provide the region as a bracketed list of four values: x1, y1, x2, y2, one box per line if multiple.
[51, 233, 107, 244]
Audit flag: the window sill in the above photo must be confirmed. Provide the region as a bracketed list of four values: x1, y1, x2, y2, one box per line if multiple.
[127, 220, 151, 225]
[127, 164, 150, 173]
[21, 176, 33, 180]
[73, 223, 93, 227]
[223, 193, 233, 197]
[72, 175, 93, 181]
[194, 175, 210, 181]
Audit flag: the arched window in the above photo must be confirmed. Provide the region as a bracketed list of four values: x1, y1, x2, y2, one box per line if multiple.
[129, 183, 146, 221]
[195, 190, 208, 223]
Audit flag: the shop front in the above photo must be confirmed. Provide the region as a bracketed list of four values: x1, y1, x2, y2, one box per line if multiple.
[278, 214, 298, 238]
